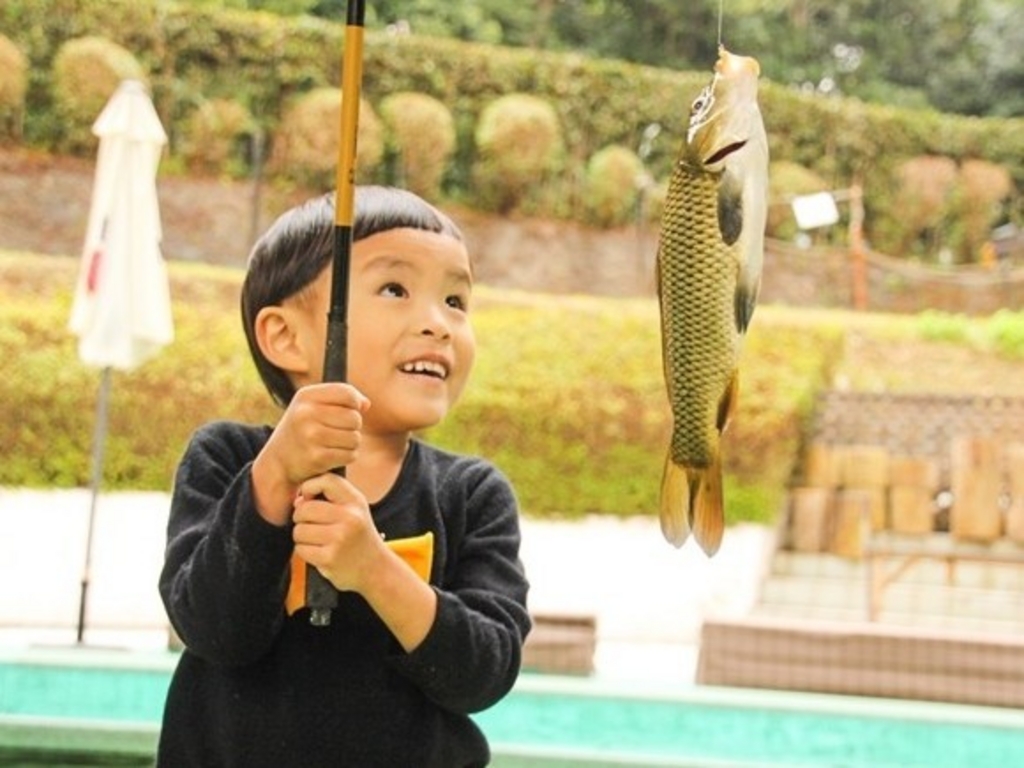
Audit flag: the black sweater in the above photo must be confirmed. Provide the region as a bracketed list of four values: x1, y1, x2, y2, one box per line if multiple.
[157, 421, 531, 767]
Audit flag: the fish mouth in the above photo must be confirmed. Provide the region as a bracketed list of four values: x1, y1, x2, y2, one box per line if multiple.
[704, 139, 748, 166]
[399, 357, 450, 380]
[687, 47, 762, 165]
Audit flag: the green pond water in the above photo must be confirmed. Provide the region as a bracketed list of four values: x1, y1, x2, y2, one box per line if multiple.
[3, 652, 1024, 767]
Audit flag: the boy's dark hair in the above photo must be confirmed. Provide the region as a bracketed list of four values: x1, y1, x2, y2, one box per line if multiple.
[241, 186, 465, 408]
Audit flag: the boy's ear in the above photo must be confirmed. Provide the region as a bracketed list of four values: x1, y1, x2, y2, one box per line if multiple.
[254, 306, 311, 375]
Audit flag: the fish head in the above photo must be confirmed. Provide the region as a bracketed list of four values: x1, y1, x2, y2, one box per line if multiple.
[686, 46, 763, 172]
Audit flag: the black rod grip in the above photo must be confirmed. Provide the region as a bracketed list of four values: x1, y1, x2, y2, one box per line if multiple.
[306, 227, 354, 625]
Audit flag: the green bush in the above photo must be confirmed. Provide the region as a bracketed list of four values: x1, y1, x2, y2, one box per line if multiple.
[180, 98, 255, 176]
[51, 36, 146, 155]
[424, 296, 841, 520]
[915, 309, 970, 344]
[4, 1, 1024, 254]
[0, 251, 836, 524]
[0, 34, 27, 143]
[950, 159, 1014, 264]
[0, 0, 162, 146]
[0, 253, 274, 490]
[269, 86, 384, 190]
[581, 145, 644, 228]
[986, 310, 1024, 359]
[472, 93, 565, 214]
[379, 92, 455, 199]
[913, 308, 1024, 359]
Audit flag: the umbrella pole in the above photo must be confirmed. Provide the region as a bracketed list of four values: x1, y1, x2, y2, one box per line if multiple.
[306, 0, 367, 627]
[77, 366, 112, 644]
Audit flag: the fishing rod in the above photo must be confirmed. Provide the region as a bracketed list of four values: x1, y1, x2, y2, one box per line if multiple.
[307, 0, 366, 627]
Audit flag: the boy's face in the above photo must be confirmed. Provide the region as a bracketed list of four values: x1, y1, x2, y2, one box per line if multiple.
[301, 228, 475, 434]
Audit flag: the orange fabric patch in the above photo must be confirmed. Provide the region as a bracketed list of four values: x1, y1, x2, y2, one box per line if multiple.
[284, 552, 307, 615]
[285, 532, 435, 616]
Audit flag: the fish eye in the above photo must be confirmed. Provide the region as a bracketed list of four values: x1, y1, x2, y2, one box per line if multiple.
[690, 86, 714, 119]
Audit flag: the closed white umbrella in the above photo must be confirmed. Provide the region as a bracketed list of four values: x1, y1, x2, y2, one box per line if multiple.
[68, 79, 173, 644]
[70, 79, 172, 366]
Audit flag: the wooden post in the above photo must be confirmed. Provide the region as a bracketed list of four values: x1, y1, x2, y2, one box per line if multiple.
[1006, 443, 1024, 544]
[889, 487, 934, 534]
[840, 445, 889, 531]
[830, 489, 873, 558]
[950, 437, 1002, 542]
[790, 487, 832, 552]
[888, 456, 939, 534]
[804, 442, 842, 487]
[848, 182, 868, 311]
[841, 445, 889, 489]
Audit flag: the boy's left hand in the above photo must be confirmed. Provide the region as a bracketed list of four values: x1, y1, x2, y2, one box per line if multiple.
[292, 473, 386, 593]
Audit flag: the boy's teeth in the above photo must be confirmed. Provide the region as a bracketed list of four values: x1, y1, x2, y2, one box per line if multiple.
[402, 360, 446, 378]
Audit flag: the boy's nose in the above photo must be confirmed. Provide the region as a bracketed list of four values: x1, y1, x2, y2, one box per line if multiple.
[418, 304, 451, 339]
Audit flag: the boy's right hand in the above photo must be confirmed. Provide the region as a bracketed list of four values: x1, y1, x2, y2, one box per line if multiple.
[251, 383, 370, 526]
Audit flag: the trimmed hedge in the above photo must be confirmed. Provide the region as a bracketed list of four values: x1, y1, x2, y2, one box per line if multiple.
[379, 91, 456, 200]
[583, 145, 644, 228]
[472, 93, 565, 215]
[0, 33, 27, 142]
[51, 36, 146, 153]
[1, 251, 840, 522]
[268, 86, 384, 189]
[3, 0, 1021, 238]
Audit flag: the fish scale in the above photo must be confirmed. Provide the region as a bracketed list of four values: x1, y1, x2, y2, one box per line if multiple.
[660, 167, 739, 469]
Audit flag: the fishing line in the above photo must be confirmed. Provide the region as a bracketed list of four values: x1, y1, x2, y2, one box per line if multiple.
[717, 0, 725, 48]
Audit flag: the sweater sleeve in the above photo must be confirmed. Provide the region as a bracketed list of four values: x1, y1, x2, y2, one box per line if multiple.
[159, 422, 295, 667]
[389, 461, 531, 714]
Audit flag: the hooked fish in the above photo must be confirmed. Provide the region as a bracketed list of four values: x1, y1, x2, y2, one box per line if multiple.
[655, 46, 768, 555]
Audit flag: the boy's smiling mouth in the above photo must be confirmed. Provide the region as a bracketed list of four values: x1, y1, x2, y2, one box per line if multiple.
[400, 359, 449, 380]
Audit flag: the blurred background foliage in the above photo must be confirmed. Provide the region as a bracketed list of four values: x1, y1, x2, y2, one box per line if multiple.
[0, 253, 837, 521]
[0, 0, 1022, 263]
[158, 0, 1024, 121]
[1, 2, 1023, 524]
[3, 252, 1021, 519]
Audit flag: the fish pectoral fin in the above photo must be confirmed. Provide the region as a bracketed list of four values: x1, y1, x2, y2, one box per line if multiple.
[734, 280, 759, 334]
[717, 371, 740, 434]
[717, 169, 744, 246]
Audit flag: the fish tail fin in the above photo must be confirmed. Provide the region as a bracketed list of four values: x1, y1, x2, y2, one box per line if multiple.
[659, 454, 692, 548]
[659, 451, 725, 556]
[690, 454, 725, 556]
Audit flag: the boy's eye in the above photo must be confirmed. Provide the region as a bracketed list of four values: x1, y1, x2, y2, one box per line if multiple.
[447, 294, 469, 312]
[379, 282, 407, 298]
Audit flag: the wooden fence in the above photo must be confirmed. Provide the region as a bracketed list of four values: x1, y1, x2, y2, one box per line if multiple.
[788, 392, 1024, 557]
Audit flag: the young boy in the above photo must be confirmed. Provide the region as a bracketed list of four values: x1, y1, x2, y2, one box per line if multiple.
[157, 186, 531, 767]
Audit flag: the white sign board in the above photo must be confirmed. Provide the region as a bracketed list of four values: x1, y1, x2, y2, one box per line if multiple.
[792, 192, 840, 230]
